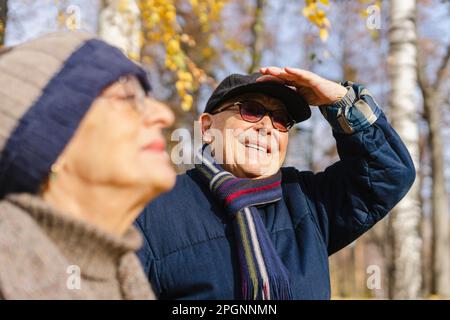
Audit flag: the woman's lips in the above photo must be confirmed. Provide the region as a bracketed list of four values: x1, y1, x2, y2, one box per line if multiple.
[141, 139, 166, 153]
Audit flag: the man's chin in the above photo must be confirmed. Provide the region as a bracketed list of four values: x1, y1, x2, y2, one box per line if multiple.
[235, 163, 279, 179]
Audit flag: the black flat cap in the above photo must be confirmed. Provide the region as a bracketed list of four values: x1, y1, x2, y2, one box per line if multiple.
[204, 72, 311, 123]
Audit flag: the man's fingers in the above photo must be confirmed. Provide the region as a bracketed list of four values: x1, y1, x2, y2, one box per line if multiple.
[260, 66, 284, 76]
[260, 66, 319, 88]
[273, 72, 312, 87]
[262, 66, 317, 81]
[255, 75, 285, 84]
[283, 67, 316, 82]
[256, 75, 299, 93]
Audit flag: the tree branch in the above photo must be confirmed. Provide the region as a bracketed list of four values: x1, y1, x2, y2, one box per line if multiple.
[435, 43, 450, 93]
[247, 0, 266, 74]
[417, 48, 432, 113]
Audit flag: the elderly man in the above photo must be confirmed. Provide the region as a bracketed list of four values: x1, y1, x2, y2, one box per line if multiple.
[135, 67, 415, 300]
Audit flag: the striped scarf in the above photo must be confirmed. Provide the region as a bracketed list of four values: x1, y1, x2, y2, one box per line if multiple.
[195, 144, 292, 300]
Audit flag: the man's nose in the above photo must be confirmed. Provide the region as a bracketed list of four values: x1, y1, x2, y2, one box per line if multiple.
[143, 97, 175, 128]
[254, 114, 273, 133]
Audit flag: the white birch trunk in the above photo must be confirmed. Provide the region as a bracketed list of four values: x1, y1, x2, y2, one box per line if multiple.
[426, 91, 450, 297]
[98, 0, 142, 61]
[419, 48, 450, 297]
[387, 0, 422, 299]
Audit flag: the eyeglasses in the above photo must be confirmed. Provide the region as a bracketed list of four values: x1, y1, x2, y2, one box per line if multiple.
[103, 75, 151, 114]
[212, 100, 295, 132]
[119, 76, 151, 113]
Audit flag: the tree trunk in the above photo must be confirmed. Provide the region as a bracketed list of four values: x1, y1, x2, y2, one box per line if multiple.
[0, 0, 7, 46]
[418, 45, 450, 297]
[425, 91, 450, 297]
[247, 0, 266, 73]
[98, 0, 142, 61]
[418, 130, 430, 297]
[387, 0, 422, 299]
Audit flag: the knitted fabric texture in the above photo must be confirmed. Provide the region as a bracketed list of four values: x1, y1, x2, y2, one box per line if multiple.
[0, 31, 151, 198]
[0, 193, 155, 299]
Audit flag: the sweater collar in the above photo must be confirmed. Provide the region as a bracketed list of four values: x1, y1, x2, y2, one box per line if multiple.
[6, 193, 142, 281]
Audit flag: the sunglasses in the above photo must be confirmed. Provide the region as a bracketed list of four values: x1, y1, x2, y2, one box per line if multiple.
[212, 100, 295, 132]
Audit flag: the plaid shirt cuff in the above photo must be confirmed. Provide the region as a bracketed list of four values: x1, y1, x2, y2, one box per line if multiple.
[319, 81, 382, 135]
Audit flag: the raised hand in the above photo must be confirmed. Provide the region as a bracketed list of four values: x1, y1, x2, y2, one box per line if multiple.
[257, 66, 348, 107]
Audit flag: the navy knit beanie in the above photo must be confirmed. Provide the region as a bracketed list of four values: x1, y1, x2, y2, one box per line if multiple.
[0, 31, 151, 198]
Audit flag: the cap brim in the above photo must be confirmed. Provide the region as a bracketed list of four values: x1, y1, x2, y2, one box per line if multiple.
[220, 81, 311, 123]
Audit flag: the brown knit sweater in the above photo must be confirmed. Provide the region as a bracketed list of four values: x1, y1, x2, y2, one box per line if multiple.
[0, 193, 155, 300]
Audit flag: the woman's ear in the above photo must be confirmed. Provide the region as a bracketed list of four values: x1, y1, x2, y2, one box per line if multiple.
[199, 113, 213, 143]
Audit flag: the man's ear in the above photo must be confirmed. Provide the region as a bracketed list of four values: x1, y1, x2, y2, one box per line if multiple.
[199, 113, 213, 135]
[199, 113, 214, 144]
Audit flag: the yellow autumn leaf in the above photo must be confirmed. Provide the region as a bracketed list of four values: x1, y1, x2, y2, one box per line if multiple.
[302, 6, 311, 17]
[181, 94, 193, 111]
[319, 28, 329, 41]
[167, 39, 180, 54]
[140, 0, 230, 113]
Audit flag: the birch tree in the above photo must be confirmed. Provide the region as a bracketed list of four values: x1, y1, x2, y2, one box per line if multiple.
[98, 0, 142, 61]
[247, 0, 266, 73]
[387, 0, 422, 299]
[418, 44, 450, 298]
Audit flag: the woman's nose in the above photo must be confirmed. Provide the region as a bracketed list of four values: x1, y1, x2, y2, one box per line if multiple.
[143, 97, 175, 128]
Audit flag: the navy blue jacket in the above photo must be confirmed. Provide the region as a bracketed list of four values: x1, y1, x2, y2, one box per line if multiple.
[135, 82, 415, 299]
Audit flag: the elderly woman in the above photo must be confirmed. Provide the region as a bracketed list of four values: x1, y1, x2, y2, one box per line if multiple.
[0, 32, 175, 299]
[136, 68, 416, 300]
